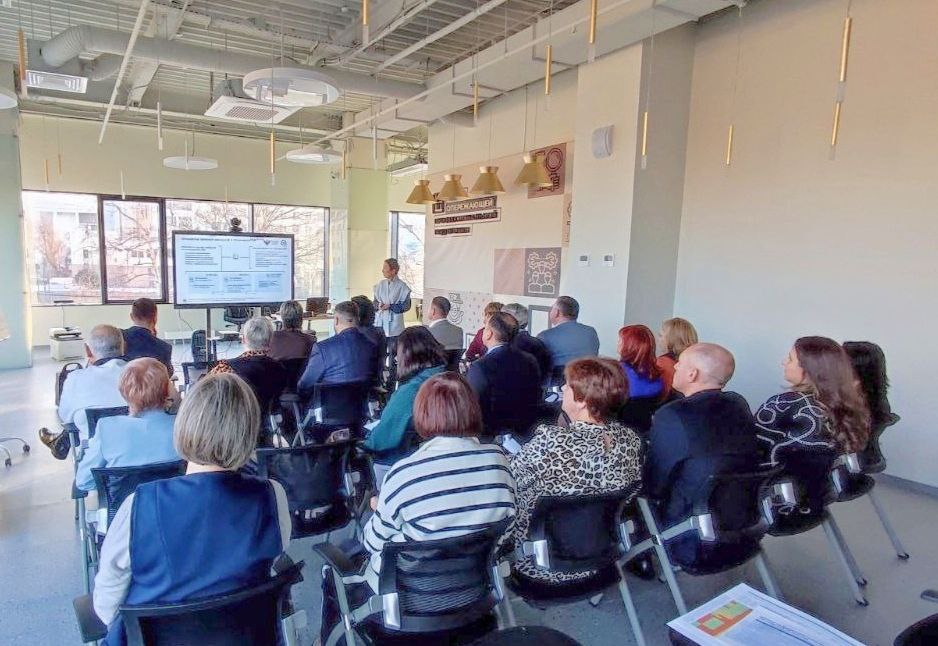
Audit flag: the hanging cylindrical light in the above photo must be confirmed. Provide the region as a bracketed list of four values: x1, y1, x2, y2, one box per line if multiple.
[406, 179, 436, 205]
[587, 0, 598, 63]
[724, 125, 734, 167]
[438, 174, 468, 200]
[269, 132, 276, 175]
[120, 171, 126, 200]
[156, 100, 164, 151]
[471, 166, 505, 195]
[43, 159, 50, 190]
[544, 45, 553, 95]
[473, 78, 479, 125]
[640, 110, 649, 169]
[17, 29, 27, 97]
[515, 153, 552, 188]
[362, 0, 370, 44]
[831, 12, 852, 153]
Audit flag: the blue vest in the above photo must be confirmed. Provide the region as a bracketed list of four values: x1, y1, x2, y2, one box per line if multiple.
[105, 471, 283, 645]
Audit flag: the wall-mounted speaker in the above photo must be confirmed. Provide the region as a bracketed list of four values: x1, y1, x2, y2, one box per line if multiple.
[591, 125, 614, 159]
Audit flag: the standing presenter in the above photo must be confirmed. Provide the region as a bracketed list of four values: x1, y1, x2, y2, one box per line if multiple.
[373, 258, 411, 387]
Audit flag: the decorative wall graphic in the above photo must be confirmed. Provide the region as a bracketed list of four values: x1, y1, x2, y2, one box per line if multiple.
[528, 143, 567, 199]
[524, 248, 562, 297]
[432, 195, 500, 236]
[433, 209, 501, 227]
[422, 288, 492, 333]
[493, 247, 562, 298]
[561, 193, 572, 247]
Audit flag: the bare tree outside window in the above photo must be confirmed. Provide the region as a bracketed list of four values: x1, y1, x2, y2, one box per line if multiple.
[392, 211, 425, 299]
[254, 204, 328, 298]
[22, 191, 102, 304]
[102, 200, 163, 301]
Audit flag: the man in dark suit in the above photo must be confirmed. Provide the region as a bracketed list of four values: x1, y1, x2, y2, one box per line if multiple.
[298, 301, 379, 396]
[122, 298, 174, 376]
[644, 343, 759, 566]
[502, 303, 551, 383]
[466, 312, 542, 439]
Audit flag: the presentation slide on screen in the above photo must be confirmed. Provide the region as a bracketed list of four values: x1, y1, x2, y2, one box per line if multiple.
[173, 232, 294, 307]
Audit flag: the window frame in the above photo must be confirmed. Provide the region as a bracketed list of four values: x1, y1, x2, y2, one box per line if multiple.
[23, 190, 331, 307]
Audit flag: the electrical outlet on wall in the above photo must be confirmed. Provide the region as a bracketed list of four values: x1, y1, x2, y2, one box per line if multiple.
[603, 254, 615, 267]
[578, 254, 590, 267]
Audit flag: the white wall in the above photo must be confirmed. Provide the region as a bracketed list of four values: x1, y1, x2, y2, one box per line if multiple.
[676, 0, 938, 486]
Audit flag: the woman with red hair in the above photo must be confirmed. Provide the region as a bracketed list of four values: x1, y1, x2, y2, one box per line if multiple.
[617, 324, 666, 399]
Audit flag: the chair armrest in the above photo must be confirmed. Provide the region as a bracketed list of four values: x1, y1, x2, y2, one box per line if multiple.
[273, 554, 305, 584]
[313, 542, 361, 577]
[73, 595, 108, 643]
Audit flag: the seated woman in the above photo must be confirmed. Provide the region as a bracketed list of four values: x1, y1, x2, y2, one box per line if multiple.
[843, 341, 893, 428]
[93, 373, 291, 646]
[464, 301, 504, 363]
[362, 326, 446, 466]
[268, 300, 316, 362]
[210, 316, 288, 422]
[321, 372, 516, 643]
[75, 358, 179, 492]
[755, 336, 871, 467]
[508, 358, 643, 594]
[617, 324, 665, 399]
[656, 317, 698, 393]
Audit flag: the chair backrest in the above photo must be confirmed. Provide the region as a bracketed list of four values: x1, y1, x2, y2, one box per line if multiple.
[861, 412, 900, 473]
[690, 466, 783, 543]
[279, 358, 307, 387]
[445, 349, 463, 373]
[181, 361, 215, 388]
[377, 518, 510, 633]
[547, 366, 566, 389]
[311, 381, 372, 428]
[527, 486, 640, 572]
[121, 561, 302, 646]
[55, 362, 83, 406]
[306, 297, 329, 316]
[617, 396, 663, 436]
[224, 306, 252, 324]
[85, 406, 130, 439]
[190, 330, 208, 364]
[92, 461, 187, 527]
[255, 441, 355, 538]
[774, 448, 838, 514]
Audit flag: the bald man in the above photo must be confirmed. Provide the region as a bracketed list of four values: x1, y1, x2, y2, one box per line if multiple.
[644, 343, 760, 566]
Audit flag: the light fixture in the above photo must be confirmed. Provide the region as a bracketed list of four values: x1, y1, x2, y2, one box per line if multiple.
[587, 0, 598, 63]
[389, 160, 429, 177]
[406, 179, 436, 205]
[242, 67, 341, 108]
[285, 143, 342, 164]
[25, 70, 88, 94]
[163, 136, 218, 170]
[17, 29, 27, 98]
[471, 166, 505, 194]
[0, 86, 16, 110]
[438, 174, 468, 200]
[515, 153, 551, 188]
[830, 6, 852, 154]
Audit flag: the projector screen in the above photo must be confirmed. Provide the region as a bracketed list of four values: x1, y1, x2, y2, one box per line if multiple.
[172, 231, 294, 309]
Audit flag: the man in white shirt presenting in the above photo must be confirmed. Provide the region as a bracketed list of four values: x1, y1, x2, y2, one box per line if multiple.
[373, 258, 411, 386]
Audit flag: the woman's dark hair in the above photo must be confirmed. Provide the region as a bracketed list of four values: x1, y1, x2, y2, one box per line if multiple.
[396, 326, 446, 382]
[564, 357, 628, 424]
[350, 295, 376, 327]
[413, 372, 482, 440]
[793, 336, 871, 453]
[618, 324, 661, 380]
[843, 341, 891, 426]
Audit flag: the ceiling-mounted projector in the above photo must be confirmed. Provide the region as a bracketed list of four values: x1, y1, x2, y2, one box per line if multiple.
[285, 143, 342, 164]
[242, 67, 341, 108]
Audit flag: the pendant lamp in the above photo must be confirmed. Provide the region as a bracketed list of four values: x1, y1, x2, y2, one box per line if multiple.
[471, 166, 505, 194]
[438, 174, 468, 200]
[515, 153, 552, 188]
[406, 179, 436, 205]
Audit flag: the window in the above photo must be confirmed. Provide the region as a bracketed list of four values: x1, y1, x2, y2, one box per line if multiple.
[22, 191, 102, 305]
[101, 198, 163, 302]
[165, 200, 251, 299]
[254, 204, 328, 298]
[390, 211, 425, 298]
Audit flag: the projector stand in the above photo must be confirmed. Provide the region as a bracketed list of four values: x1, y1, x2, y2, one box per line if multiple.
[205, 308, 217, 362]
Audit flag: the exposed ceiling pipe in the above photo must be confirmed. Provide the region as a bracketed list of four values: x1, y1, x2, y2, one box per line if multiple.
[332, 0, 444, 66]
[99, 0, 150, 144]
[40, 25, 424, 100]
[374, 0, 511, 73]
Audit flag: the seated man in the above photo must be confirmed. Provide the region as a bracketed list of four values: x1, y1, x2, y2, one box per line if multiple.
[351, 294, 387, 383]
[268, 300, 316, 362]
[40, 324, 128, 459]
[75, 358, 179, 492]
[466, 312, 542, 438]
[536, 296, 600, 370]
[298, 301, 379, 396]
[427, 296, 465, 351]
[209, 317, 288, 420]
[644, 343, 760, 566]
[122, 298, 173, 376]
[502, 303, 551, 383]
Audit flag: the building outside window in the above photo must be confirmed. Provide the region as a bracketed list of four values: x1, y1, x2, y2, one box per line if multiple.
[254, 204, 329, 298]
[101, 199, 163, 302]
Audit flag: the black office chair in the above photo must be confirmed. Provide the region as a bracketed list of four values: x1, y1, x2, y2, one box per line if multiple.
[895, 613, 938, 646]
[190, 329, 209, 363]
[766, 448, 870, 605]
[73, 561, 304, 645]
[627, 467, 784, 619]
[547, 366, 566, 392]
[617, 396, 665, 437]
[255, 441, 358, 540]
[470, 626, 582, 646]
[180, 360, 216, 392]
[223, 306, 252, 332]
[830, 451, 909, 560]
[86, 406, 131, 440]
[317, 519, 510, 646]
[445, 349, 464, 373]
[91, 461, 187, 530]
[861, 412, 900, 474]
[284, 381, 372, 445]
[506, 486, 646, 646]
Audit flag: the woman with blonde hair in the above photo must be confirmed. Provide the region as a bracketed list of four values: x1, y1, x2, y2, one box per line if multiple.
[92, 373, 291, 646]
[75, 357, 179, 492]
[656, 317, 698, 392]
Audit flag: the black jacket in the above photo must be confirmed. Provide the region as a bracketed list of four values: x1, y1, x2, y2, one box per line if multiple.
[122, 326, 173, 376]
[512, 331, 552, 383]
[466, 344, 542, 437]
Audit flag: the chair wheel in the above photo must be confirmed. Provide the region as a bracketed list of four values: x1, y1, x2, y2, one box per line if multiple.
[22, 444, 30, 453]
[857, 578, 868, 587]
[898, 553, 910, 560]
[857, 598, 869, 607]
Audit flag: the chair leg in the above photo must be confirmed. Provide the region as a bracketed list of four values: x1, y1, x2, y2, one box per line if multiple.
[637, 498, 687, 615]
[616, 565, 647, 646]
[827, 513, 868, 586]
[821, 519, 868, 606]
[867, 489, 910, 560]
[497, 594, 518, 628]
[754, 552, 783, 601]
[77, 496, 91, 594]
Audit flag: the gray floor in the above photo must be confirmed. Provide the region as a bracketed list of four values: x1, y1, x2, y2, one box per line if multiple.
[2, 349, 937, 645]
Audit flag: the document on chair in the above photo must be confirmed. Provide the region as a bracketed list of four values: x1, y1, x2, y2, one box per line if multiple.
[667, 583, 864, 646]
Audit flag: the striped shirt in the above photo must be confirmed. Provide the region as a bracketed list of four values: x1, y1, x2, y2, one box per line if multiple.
[361, 436, 516, 591]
